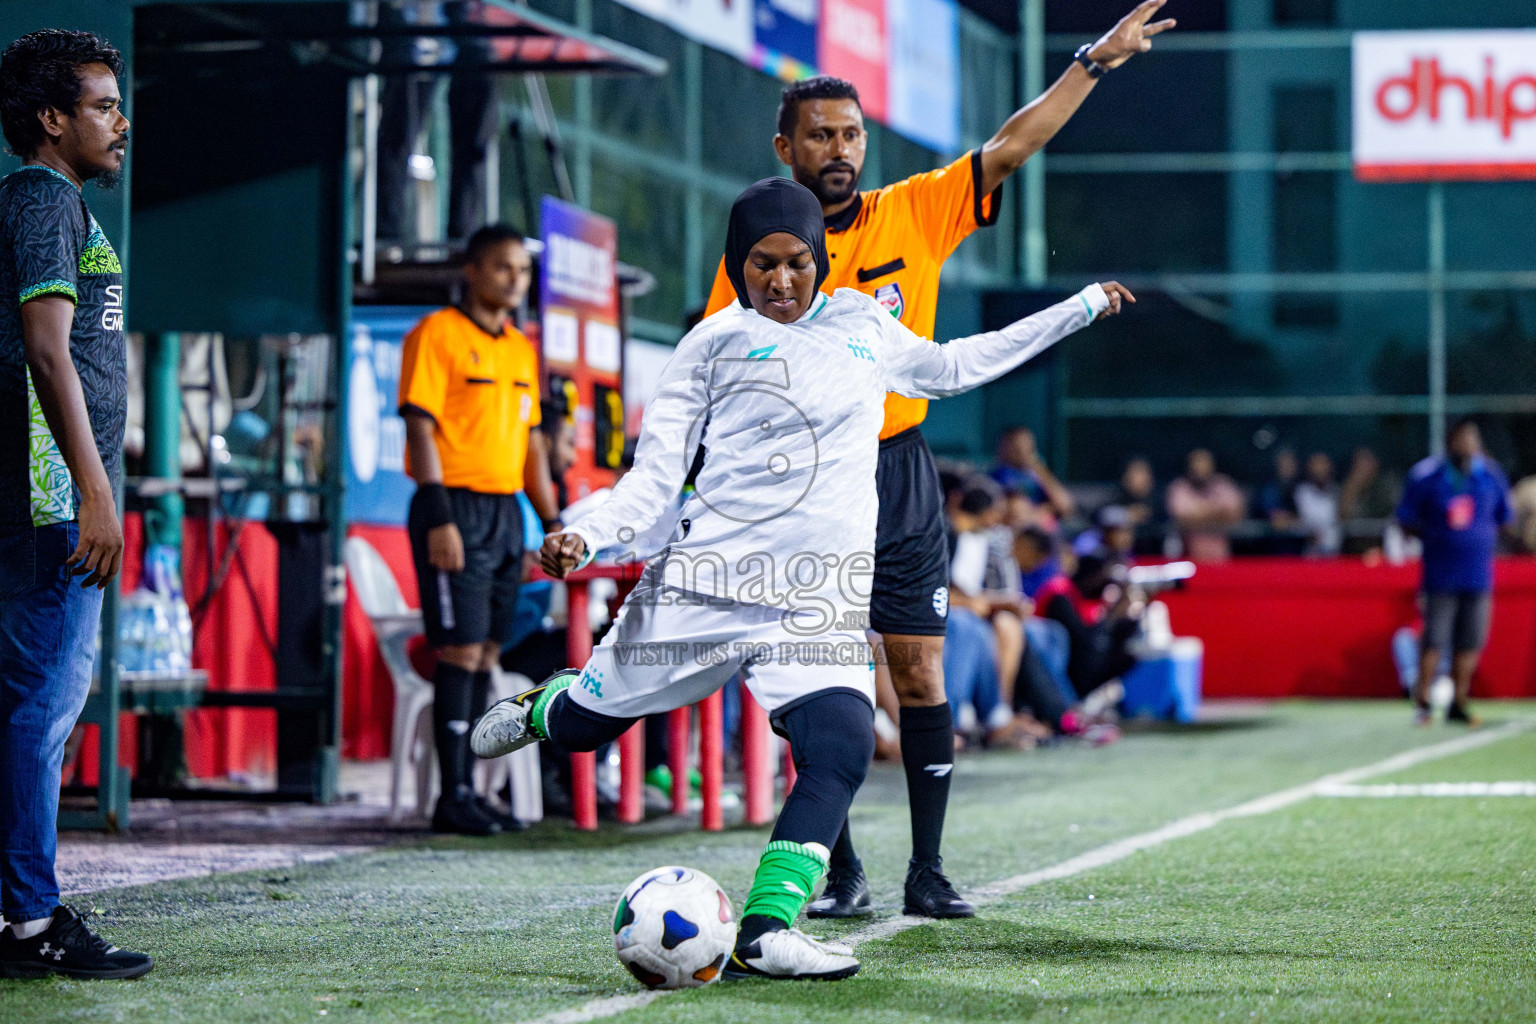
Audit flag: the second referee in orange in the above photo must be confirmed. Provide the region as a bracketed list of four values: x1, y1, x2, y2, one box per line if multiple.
[399, 225, 561, 835]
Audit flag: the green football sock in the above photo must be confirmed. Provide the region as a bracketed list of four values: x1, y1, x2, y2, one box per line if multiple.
[528, 672, 576, 740]
[741, 840, 831, 927]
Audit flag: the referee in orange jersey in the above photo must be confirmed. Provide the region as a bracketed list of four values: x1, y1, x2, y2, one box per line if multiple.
[704, 0, 1175, 918]
[400, 225, 561, 835]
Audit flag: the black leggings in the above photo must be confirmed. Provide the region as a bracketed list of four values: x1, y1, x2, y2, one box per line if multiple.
[1011, 643, 1071, 730]
[1043, 595, 1140, 699]
[543, 688, 874, 849]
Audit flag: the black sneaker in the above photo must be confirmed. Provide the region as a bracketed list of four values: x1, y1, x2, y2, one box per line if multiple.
[431, 792, 502, 836]
[1446, 702, 1483, 728]
[903, 860, 975, 919]
[0, 905, 153, 980]
[805, 863, 873, 919]
[473, 795, 528, 832]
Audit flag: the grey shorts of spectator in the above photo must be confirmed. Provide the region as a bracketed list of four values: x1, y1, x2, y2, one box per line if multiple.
[1420, 591, 1492, 655]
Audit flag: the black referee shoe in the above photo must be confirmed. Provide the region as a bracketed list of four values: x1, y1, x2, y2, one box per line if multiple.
[805, 863, 873, 919]
[0, 906, 153, 980]
[431, 790, 502, 836]
[474, 794, 528, 832]
[1446, 702, 1483, 728]
[903, 860, 975, 919]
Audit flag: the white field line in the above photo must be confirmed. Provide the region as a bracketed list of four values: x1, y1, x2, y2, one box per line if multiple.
[843, 717, 1535, 945]
[532, 993, 665, 1023]
[514, 717, 1534, 1024]
[1318, 781, 1536, 797]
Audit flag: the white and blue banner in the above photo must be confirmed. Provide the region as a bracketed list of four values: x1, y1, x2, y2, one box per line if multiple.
[887, 0, 959, 153]
[345, 306, 432, 527]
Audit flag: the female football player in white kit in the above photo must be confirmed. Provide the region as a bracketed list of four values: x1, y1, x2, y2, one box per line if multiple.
[473, 176, 1131, 982]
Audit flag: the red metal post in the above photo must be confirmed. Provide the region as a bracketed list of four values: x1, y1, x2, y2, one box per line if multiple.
[699, 689, 724, 831]
[667, 706, 690, 816]
[740, 688, 773, 826]
[617, 722, 644, 823]
[565, 580, 597, 831]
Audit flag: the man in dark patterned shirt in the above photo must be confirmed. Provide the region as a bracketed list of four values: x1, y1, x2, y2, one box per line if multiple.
[0, 29, 150, 980]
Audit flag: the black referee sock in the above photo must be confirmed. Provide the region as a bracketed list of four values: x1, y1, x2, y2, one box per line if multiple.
[471, 669, 491, 722]
[899, 703, 954, 866]
[433, 662, 476, 801]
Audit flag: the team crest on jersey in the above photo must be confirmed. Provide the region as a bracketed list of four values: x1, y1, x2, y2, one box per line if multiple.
[875, 282, 904, 319]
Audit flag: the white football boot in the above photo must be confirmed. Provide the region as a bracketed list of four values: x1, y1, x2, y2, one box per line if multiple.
[470, 670, 576, 758]
[723, 927, 860, 981]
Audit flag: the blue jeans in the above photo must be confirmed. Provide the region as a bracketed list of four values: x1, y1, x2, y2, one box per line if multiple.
[943, 607, 999, 722]
[0, 522, 103, 922]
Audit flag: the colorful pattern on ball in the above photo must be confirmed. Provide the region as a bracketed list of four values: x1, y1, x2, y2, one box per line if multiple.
[612, 866, 737, 990]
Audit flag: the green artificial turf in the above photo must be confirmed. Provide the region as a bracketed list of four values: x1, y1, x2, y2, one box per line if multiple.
[5, 701, 1533, 1024]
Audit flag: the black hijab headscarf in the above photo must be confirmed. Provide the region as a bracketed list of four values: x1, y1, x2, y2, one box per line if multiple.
[723, 177, 830, 310]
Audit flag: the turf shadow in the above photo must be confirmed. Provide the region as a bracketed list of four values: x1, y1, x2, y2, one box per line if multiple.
[869, 918, 1324, 968]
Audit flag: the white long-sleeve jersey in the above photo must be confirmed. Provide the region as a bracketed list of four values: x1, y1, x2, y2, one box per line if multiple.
[566, 284, 1109, 636]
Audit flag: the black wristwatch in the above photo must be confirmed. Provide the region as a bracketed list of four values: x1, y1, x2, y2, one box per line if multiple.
[1074, 43, 1110, 79]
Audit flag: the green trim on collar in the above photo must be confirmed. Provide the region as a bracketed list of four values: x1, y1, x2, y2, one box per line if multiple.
[804, 292, 830, 322]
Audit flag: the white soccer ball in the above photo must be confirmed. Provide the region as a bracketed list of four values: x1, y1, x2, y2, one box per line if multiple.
[1428, 675, 1455, 713]
[613, 866, 737, 989]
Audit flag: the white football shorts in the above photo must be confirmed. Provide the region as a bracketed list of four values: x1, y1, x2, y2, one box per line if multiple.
[564, 566, 875, 721]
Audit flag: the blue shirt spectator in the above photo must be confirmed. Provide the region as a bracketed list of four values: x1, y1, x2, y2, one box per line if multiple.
[1396, 429, 1511, 594]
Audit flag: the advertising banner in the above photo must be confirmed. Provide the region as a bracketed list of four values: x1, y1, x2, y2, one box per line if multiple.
[753, 0, 819, 80]
[887, 0, 958, 153]
[345, 306, 432, 527]
[618, 0, 959, 152]
[1353, 30, 1536, 182]
[541, 197, 624, 503]
[614, 0, 752, 60]
[818, 0, 888, 121]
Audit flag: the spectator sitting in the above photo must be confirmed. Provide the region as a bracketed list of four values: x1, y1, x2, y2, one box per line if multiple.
[1108, 456, 1165, 555]
[1010, 528, 1122, 744]
[1294, 452, 1341, 555]
[990, 426, 1074, 522]
[1338, 447, 1401, 556]
[1014, 523, 1064, 600]
[1513, 472, 1536, 553]
[1033, 551, 1143, 701]
[1166, 448, 1245, 562]
[1002, 487, 1044, 533]
[1254, 448, 1299, 530]
[1073, 504, 1137, 567]
[944, 478, 1047, 749]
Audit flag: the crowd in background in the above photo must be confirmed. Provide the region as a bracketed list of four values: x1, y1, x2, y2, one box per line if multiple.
[994, 433, 1534, 564]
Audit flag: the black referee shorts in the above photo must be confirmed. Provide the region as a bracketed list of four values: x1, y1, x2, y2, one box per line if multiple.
[408, 486, 525, 648]
[869, 427, 950, 637]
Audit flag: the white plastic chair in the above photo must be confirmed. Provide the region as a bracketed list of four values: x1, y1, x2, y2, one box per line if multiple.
[345, 536, 534, 822]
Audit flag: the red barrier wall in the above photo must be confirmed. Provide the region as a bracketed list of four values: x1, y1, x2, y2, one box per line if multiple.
[1158, 557, 1536, 699]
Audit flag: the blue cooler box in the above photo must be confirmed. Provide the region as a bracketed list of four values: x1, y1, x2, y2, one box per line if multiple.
[1119, 638, 1203, 722]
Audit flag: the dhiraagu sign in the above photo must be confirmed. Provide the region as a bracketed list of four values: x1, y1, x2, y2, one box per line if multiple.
[1353, 30, 1536, 182]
